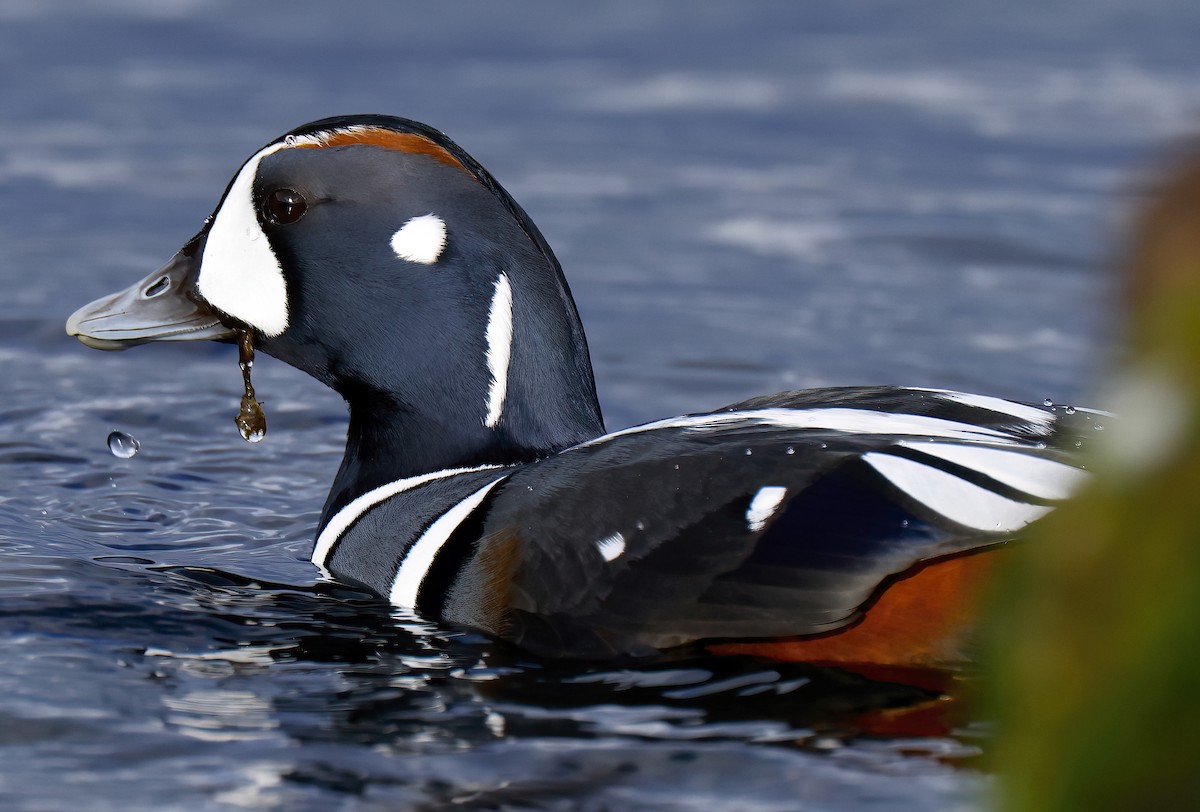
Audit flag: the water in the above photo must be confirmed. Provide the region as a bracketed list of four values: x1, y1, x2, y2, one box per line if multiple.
[2, 1, 1198, 809]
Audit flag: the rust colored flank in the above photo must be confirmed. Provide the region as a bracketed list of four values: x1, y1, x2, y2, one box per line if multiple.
[709, 547, 998, 668]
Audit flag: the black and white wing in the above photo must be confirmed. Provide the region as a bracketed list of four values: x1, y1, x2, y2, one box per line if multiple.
[439, 387, 1096, 657]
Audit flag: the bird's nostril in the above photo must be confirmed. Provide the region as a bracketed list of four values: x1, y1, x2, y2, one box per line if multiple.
[144, 276, 170, 298]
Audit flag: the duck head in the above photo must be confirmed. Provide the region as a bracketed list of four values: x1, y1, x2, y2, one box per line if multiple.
[67, 115, 604, 505]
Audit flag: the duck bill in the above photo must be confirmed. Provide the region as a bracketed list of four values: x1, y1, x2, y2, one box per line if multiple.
[66, 233, 236, 351]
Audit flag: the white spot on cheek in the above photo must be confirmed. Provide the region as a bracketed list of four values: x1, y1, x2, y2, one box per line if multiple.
[198, 142, 291, 337]
[596, 532, 626, 562]
[390, 214, 447, 264]
[483, 273, 513, 429]
[746, 486, 787, 532]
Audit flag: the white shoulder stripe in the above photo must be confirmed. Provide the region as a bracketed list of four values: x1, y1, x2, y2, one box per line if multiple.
[390, 475, 507, 609]
[581, 407, 1015, 449]
[899, 441, 1087, 501]
[483, 273, 513, 429]
[907, 388, 1055, 429]
[863, 452, 1052, 532]
[311, 464, 506, 571]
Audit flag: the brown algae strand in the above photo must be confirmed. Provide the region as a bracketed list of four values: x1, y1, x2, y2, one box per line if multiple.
[235, 329, 266, 443]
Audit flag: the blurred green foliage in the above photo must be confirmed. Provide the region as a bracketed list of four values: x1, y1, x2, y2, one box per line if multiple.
[986, 152, 1200, 810]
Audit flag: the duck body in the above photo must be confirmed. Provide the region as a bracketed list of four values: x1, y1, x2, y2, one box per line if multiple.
[67, 115, 1095, 663]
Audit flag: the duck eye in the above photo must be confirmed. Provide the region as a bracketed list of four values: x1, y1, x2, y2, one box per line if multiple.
[264, 188, 307, 225]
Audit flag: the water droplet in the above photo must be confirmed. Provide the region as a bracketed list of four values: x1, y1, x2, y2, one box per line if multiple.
[284, 134, 297, 146]
[245, 225, 260, 241]
[785, 446, 795, 455]
[744, 448, 753, 456]
[107, 430, 140, 459]
[674, 464, 680, 470]
[1074, 440, 1083, 448]
[1064, 405, 1076, 415]
[820, 442, 827, 449]
[636, 521, 645, 531]
[1094, 423, 1104, 431]
[900, 519, 909, 528]
[1043, 398, 1054, 408]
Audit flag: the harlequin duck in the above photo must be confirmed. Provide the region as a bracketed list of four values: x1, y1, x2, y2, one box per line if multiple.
[66, 115, 1097, 664]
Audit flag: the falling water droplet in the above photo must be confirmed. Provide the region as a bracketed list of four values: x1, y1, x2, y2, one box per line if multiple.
[1043, 398, 1054, 408]
[107, 430, 140, 459]
[235, 329, 267, 443]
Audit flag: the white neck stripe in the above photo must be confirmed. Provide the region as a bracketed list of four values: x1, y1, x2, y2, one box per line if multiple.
[311, 463, 506, 571]
[483, 273, 513, 429]
[390, 475, 507, 608]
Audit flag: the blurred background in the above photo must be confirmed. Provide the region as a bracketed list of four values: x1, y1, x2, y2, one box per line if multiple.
[2, 1, 1198, 810]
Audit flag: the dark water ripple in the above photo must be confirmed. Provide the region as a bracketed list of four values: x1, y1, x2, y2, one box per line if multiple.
[3, 0, 1198, 808]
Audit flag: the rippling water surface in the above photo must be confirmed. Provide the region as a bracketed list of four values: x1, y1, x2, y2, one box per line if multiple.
[2, 2, 1198, 809]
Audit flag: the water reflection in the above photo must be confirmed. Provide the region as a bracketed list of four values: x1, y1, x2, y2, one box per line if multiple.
[67, 563, 977, 806]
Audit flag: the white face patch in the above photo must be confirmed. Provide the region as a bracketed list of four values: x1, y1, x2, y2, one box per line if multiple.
[198, 141, 293, 336]
[390, 214, 447, 264]
[483, 273, 513, 429]
[745, 486, 787, 532]
[595, 532, 626, 562]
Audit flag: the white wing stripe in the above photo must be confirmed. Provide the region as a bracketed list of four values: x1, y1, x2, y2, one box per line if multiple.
[906, 388, 1054, 428]
[863, 452, 1052, 532]
[899, 441, 1087, 500]
[581, 407, 1015, 449]
[390, 476, 507, 609]
[312, 464, 506, 570]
